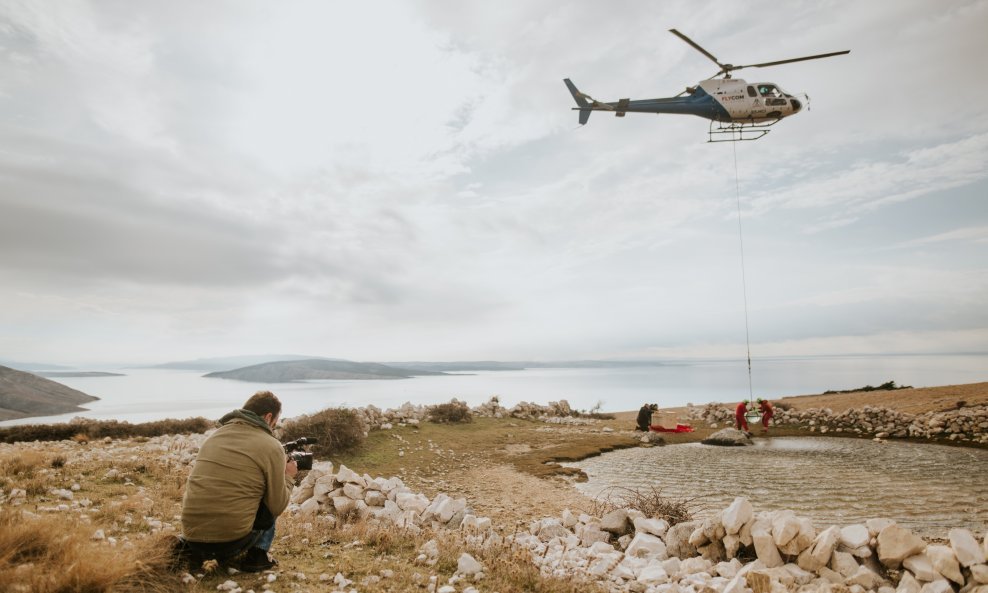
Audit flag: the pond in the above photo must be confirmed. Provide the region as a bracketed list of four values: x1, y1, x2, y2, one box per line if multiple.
[563, 437, 988, 537]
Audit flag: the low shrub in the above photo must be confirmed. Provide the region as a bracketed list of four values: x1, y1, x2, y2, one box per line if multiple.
[281, 407, 366, 458]
[427, 400, 472, 424]
[589, 485, 696, 526]
[0, 417, 215, 444]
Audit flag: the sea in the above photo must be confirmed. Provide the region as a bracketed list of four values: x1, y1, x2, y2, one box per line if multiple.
[2, 353, 986, 427]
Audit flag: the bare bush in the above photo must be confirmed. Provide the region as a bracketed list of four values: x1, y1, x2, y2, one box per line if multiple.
[0, 417, 215, 444]
[281, 407, 366, 458]
[588, 485, 697, 526]
[427, 400, 472, 424]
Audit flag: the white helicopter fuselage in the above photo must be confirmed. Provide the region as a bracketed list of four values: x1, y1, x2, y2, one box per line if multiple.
[697, 78, 803, 123]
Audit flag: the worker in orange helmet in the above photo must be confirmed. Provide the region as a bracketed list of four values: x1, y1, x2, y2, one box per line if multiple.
[734, 400, 750, 431]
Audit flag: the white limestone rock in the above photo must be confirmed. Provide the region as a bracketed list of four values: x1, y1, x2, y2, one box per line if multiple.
[297, 497, 320, 518]
[904, 553, 939, 582]
[638, 563, 671, 585]
[919, 579, 955, 593]
[723, 498, 754, 535]
[772, 511, 801, 547]
[970, 564, 988, 584]
[877, 524, 927, 569]
[601, 509, 633, 536]
[927, 544, 964, 585]
[831, 550, 861, 578]
[798, 526, 842, 572]
[335, 464, 363, 485]
[841, 524, 872, 550]
[752, 523, 784, 568]
[634, 517, 670, 538]
[456, 553, 483, 576]
[626, 532, 668, 559]
[897, 571, 923, 593]
[950, 528, 986, 567]
[342, 483, 364, 500]
[847, 565, 885, 590]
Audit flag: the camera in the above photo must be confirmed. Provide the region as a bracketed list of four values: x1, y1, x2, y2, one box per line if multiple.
[283, 437, 318, 472]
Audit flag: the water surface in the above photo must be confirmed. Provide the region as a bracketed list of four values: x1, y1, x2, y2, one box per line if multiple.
[565, 437, 988, 537]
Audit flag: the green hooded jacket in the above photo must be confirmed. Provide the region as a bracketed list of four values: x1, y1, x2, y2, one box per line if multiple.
[181, 409, 293, 543]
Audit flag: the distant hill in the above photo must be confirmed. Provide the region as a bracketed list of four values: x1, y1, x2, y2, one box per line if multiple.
[37, 372, 125, 378]
[385, 360, 664, 372]
[0, 365, 100, 421]
[203, 359, 449, 383]
[147, 354, 344, 372]
[0, 358, 75, 372]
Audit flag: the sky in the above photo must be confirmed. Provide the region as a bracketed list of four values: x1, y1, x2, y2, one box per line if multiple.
[1, 0, 987, 367]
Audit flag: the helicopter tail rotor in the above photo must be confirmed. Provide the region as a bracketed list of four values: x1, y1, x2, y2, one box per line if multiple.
[563, 78, 594, 125]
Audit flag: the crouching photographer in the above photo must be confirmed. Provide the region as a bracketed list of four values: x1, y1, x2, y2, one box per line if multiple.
[177, 391, 298, 572]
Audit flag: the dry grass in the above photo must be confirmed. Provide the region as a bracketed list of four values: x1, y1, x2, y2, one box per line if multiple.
[0, 417, 214, 444]
[0, 509, 184, 592]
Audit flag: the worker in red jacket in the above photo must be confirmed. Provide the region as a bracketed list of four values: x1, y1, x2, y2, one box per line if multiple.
[757, 398, 774, 432]
[735, 400, 750, 431]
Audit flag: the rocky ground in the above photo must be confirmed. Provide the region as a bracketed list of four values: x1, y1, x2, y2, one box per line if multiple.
[1, 381, 985, 592]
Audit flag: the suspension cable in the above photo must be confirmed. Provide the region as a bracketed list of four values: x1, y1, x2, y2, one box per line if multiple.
[732, 140, 754, 400]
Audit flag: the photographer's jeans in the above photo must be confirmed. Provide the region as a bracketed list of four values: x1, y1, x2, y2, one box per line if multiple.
[252, 525, 275, 551]
[180, 525, 275, 560]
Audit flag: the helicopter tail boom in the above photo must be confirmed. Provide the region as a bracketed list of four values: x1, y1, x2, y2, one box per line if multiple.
[563, 78, 592, 125]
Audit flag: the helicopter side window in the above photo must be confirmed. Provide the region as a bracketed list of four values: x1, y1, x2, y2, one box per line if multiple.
[757, 84, 781, 98]
[746, 86, 756, 97]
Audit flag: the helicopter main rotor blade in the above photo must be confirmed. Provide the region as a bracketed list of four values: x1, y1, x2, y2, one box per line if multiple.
[669, 29, 728, 71]
[734, 50, 850, 70]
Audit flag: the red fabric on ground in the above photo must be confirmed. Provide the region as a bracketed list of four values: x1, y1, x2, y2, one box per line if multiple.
[649, 424, 694, 433]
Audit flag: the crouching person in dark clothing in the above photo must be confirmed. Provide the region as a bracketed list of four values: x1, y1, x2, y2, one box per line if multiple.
[176, 391, 297, 572]
[636, 403, 658, 431]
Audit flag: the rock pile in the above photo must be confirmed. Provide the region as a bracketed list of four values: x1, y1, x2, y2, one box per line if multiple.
[688, 403, 988, 444]
[288, 464, 988, 593]
[348, 397, 598, 430]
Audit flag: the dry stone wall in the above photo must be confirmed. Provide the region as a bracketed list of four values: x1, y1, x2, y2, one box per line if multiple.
[288, 462, 988, 593]
[687, 403, 988, 444]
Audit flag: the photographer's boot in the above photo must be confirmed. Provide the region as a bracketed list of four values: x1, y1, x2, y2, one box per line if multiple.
[239, 547, 277, 572]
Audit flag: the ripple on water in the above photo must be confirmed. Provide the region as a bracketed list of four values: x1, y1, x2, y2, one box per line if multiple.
[563, 437, 988, 537]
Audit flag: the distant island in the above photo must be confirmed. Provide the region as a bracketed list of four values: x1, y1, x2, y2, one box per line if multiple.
[37, 371, 125, 378]
[0, 365, 100, 421]
[204, 359, 449, 383]
[385, 360, 665, 372]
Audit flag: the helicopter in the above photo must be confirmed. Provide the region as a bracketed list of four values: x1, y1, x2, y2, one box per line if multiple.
[564, 29, 849, 141]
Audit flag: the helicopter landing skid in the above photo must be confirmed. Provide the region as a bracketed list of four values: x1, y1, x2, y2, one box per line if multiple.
[708, 118, 781, 142]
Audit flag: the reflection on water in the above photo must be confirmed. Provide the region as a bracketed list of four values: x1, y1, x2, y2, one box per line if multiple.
[564, 437, 988, 537]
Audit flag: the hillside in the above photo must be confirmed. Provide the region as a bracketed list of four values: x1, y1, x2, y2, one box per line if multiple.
[203, 358, 449, 382]
[0, 365, 100, 421]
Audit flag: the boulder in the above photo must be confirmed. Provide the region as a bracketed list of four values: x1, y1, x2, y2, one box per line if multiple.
[878, 524, 927, 568]
[798, 526, 841, 572]
[949, 528, 986, 567]
[702, 428, 753, 446]
[634, 517, 670, 538]
[831, 550, 860, 578]
[903, 553, 938, 582]
[626, 533, 668, 559]
[897, 571, 922, 593]
[601, 509, 633, 536]
[847, 565, 885, 590]
[772, 511, 801, 547]
[841, 524, 871, 550]
[752, 523, 784, 568]
[926, 544, 964, 585]
[456, 553, 483, 576]
[919, 579, 955, 593]
[722, 497, 754, 535]
[665, 520, 700, 559]
[970, 564, 988, 584]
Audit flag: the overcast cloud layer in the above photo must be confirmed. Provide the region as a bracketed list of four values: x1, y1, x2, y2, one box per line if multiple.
[1, 0, 987, 366]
